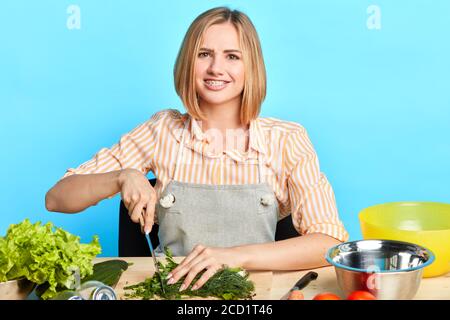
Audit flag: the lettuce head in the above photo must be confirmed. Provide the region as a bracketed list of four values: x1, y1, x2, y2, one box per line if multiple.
[0, 219, 101, 299]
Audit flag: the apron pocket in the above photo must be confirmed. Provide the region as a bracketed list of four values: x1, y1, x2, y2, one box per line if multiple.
[156, 197, 181, 225]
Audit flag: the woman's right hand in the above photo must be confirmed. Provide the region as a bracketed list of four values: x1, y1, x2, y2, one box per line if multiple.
[118, 168, 157, 234]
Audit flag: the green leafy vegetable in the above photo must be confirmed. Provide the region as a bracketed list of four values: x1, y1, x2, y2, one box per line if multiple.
[81, 259, 129, 288]
[0, 219, 101, 300]
[124, 247, 255, 300]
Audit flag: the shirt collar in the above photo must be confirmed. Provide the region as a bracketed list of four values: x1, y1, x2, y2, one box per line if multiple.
[190, 116, 206, 141]
[248, 117, 268, 156]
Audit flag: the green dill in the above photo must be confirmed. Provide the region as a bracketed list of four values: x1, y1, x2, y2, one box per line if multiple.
[123, 247, 255, 300]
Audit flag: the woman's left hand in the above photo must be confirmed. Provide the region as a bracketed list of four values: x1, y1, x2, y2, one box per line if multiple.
[166, 244, 244, 291]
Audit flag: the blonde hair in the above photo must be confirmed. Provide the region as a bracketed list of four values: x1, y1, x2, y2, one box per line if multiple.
[174, 7, 266, 125]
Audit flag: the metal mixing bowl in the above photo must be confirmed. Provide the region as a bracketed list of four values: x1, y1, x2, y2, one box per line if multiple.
[326, 239, 435, 300]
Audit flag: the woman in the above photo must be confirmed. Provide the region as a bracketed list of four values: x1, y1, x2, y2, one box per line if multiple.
[46, 7, 348, 292]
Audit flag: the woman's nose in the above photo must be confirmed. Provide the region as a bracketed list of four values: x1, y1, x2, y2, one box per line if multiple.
[207, 57, 225, 75]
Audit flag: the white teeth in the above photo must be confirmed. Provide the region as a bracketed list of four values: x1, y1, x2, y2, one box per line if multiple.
[205, 80, 227, 86]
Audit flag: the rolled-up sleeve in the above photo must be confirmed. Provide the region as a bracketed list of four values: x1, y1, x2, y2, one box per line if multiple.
[284, 127, 349, 242]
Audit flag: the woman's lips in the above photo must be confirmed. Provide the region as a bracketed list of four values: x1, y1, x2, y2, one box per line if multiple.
[204, 80, 229, 91]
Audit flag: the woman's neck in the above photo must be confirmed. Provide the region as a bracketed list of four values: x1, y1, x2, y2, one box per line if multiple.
[199, 100, 242, 131]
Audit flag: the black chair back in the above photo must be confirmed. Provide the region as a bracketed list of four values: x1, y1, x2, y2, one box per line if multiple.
[118, 179, 159, 257]
[118, 179, 299, 257]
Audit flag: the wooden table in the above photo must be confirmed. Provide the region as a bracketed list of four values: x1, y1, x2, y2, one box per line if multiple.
[96, 257, 450, 300]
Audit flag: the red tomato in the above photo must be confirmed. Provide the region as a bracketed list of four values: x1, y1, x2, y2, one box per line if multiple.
[287, 290, 304, 300]
[312, 292, 341, 300]
[347, 290, 377, 300]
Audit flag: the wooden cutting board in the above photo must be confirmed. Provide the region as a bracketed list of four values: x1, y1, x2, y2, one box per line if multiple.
[95, 257, 450, 300]
[103, 257, 273, 300]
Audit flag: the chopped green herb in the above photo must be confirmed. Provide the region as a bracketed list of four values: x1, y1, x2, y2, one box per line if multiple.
[124, 247, 255, 300]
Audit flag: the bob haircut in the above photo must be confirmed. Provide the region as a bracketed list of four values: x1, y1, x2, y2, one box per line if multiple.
[174, 7, 266, 125]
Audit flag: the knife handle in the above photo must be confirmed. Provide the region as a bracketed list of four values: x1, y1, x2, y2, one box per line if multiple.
[293, 271, 318, 290]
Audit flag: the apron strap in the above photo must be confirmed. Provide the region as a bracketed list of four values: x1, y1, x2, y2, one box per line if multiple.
[172, 117, 189, 180]
[257, 147, 265, 184]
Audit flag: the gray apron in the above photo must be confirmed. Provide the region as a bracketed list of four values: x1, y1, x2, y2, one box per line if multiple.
[155, 118, 279, 256]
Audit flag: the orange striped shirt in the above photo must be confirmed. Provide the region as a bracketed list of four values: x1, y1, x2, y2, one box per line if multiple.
[63, 109, 349, 242]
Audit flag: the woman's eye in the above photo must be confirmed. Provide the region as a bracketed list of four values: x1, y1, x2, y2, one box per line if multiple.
[198, 52, 210, 58]
[228, 54, 240, 60]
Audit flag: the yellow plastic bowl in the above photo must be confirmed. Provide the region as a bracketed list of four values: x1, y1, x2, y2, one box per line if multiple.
[359, 202, 450, 278]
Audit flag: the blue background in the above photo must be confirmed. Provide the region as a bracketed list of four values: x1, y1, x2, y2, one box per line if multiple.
[1, 0, 449, 257]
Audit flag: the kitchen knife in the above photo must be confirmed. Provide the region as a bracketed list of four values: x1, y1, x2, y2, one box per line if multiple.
[145, 231, 166, 294]
[280, 271, 318, 300]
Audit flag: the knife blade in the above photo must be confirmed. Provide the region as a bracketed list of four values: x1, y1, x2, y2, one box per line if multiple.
[280, 271, 318, 300]
[145, 231, 166, 294]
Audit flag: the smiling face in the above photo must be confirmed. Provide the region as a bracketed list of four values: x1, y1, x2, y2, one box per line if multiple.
[174, 8, 266, 124]
[194, 22, 245, 110]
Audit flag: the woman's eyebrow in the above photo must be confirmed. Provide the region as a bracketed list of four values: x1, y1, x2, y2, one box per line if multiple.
[199, 47, 242, 53]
